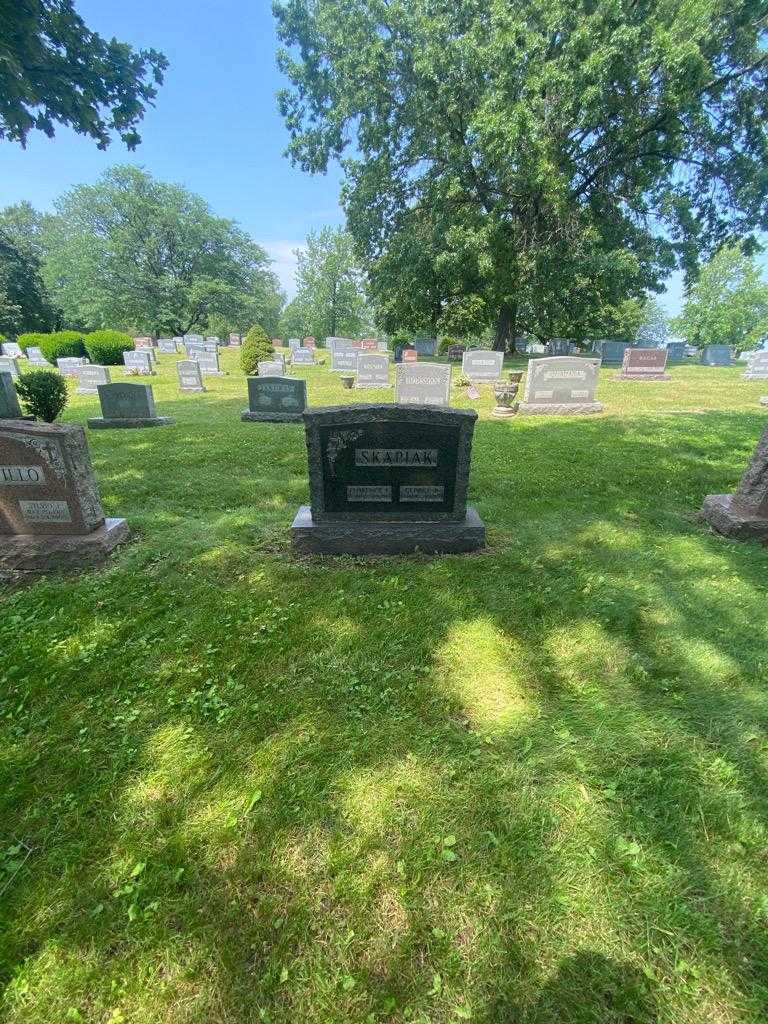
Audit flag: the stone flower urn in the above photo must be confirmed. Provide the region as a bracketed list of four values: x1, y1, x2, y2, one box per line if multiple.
[340, 375, 355, 389]
[492, 372, 523, 418]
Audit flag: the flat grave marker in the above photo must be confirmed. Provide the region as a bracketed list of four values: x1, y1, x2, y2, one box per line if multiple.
[88, 383, 171, 429]
[519, 356, 603, 415]
[395, 363, 451, 406]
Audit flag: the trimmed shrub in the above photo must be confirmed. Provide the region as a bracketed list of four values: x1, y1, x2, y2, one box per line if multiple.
[86, 329, 134, 365]
[39, 330, 87, 364]
[438, 335, 459, 355]
[241, 325, 274, 375]
[15, 369, 69, 423]
[17, 332, 50, 354]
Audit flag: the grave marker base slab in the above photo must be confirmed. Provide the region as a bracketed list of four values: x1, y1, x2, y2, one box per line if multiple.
[700, 494, 768, 541]
[612, 373, 671, 381]
[291, 504, 485, 555]
[87, 416, 172, 429]
[0, 517, 129, 573]
[518, 401, 603, 416]
[241, 410, 304, 423]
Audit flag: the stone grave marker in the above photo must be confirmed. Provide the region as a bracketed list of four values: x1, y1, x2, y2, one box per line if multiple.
[402, 348, 418, 363]
[157, 338, 178, 354]
[75, 365, 111, 394]
[177, 360, 205, 392]
[447, 344, 466, 362]
[377, 341, 389, 352]
[327, 337, 355, 352]
[546, 338, 573, 356]
[462, 349, 503, 382]
[57, 357, 87, 377]
[291, 404, 485, 555]
[123, 350, 155, 376]
[395, 363, 451, 406]
[356, 353, 390, 388]
[134, 336, 154, 350]
[701, 423, 768, 540]
[292, 347, 315, 366]
[0, 372, 26, 420]
[288, 338, 301, 351]
[614, 347, 670, 381]
[0, 420, 128, 571]
[304, 337, 316, 349]
[229, 333, 242, 346]
[331, 348, 358, 373]
[514, 338, 529, 354]
[700, 345, 731, 366]
[242, 377, 307, 422]
[184, 333, 204, 345]
[361, 338, 378, 350]
[26, 347, 50, 366]
[594, 340, 629, 364]
[257, 360, 285, 377]
[666, 341, 686, 362]
[88, 383, 171, 429]
[744, 351, 768, 380]
[519, 356, 603, 415]
[2, 342, 23, 359]
[195, 350, 224, 376]
[412, 338, 437, 356]
[0, 356, 20, 379]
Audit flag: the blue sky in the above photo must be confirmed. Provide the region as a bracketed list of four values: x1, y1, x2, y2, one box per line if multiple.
[0, 0, 689, 311]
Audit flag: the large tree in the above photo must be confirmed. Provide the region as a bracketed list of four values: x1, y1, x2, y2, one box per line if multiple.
[43, 166, 284, 336]
[274, 0, 768, 350]
[0, 205, 57, 334]
[279, 227, 370, 339]
[0, 0, 167, 149]
[673, 244, 768, 351]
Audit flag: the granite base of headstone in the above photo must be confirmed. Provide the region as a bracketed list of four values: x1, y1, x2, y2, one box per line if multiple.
[291, 404, 485, 555]
[519, 356, 602, 415]
[700, 423, 768, 541]
[0, 420, 128, 573]
[0, 372, 33, 420]
[88, 383, 171, 429]
[242, 377, 307, 422]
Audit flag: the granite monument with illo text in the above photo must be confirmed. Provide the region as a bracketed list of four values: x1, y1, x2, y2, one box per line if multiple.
[291, 404, 484, 555]
[700, 424, 768, 541]
[0, 420, 128, 573]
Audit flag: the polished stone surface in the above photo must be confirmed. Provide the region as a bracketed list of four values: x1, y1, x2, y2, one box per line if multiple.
[519, 356, 602, 415]
[461, 350, 503, 381]
[700, 345, 731, 366]
[242, 376, 307, 422]
[394, 364, 451, 406]
[614, 347, 670, 381]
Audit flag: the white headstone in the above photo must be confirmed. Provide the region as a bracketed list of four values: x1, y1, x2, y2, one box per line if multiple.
[395, 364, 451, 406]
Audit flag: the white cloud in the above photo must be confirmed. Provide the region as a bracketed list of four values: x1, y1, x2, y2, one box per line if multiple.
[261, 240, 306, 299]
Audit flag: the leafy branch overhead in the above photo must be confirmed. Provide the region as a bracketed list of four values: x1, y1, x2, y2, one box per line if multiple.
[0, 0, 168, 149]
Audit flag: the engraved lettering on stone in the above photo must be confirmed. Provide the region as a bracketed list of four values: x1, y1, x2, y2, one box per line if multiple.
[354, 449, 438, 467]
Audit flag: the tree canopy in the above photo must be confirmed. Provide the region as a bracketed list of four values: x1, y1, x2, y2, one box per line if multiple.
[0, 203, 57, 335]
[274, 0, 768, 348]
[673, 244, 768, 351]
[0, 0, 167, 149]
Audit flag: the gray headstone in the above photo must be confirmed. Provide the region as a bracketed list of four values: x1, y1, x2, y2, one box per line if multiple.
[195, 351, 223, 375]
[291, 404, 485, 555]
[594, 340, 629, 364]
[666, 341, 685, 362]
[26, 347, 50, 366]
[331, 349, 358, 373]
[395, 363, 451, 406]
[123, 350, 154, 375]
[292, 347, 315, 365]
[56, 357, 87, 377]
[0, 372, 22, 419]
[288, 338, 301, 351]
[88, 383, 170, 429]
[744, 351, 768, 379]
[177, 360, 205, 392]
[0, 356, 20, 380]
[615, 347, 670, 380]
[514, 338, 529, 354]
[377, 341, 389, 352]
[229, 333, 242, 346]
[327, 337, 356, 352]
[700, 345, 731, 366]
[461, 349, 503, 382]
[355, 353, 390, 388]
[75, 365, 111, 394]
[257, 360, 285, 377]
[242, 377, 307, 422]
[519, 356, 603, 415]
[157, 338, 178, 354]
[412, 338, 437, 356]
[183, 334, 204, 344]
[546, 339, 573, 356]
[2, 342, 23, 359]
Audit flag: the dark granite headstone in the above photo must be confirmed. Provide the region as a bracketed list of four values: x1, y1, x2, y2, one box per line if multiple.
[356, 353, 389, 388]
[614, 347, 670, 381]
[75, 365, 111, 394]
[177, 360, 205, 392]
[291, 404, 485, 554]
[0, 420, 128, 571]
[447, 345, 466, 362]
[88, 383, 171, 429]
[394, 364, 451, 406]
[666, 342, 685, 363]
[701, 423, 768, 540]
[546, 339, 572, 356]
[462, 350, 503, 381]
[519, 357, 602, 415]
[514, 338, 529, 354]
[242, 377, 307, 422]
[700, 345, 731, 366]
[594, 340, 630, 364]
[412, 338, 438, 356]
[0, 373, 24, 419]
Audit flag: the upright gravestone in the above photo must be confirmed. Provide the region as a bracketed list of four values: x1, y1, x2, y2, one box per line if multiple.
[402, 348, 418, 363]
[88, 383, 171, 429]
[0, 372, 27, 420]
[0, 357, 20, 380]
[356, 353, 390, 389]
[291, 404, 485, 555]
[327, 337, 355, 352]
[614, 347, 670, 381]
[700, 345, 731, 366]
[595, 340, 630, 364]
[242, 377, 307, 422]
[361, 338, 378, 350]
[330, 349, 358, 373]
[229, 333, 242, 346]
[56, 357, 87, 377]
[26, 347, 50, 366]
[546, 339, 573, 357]
[304, 337, 316, 349]
[257, 360, 285, 378]
[412, 338, 437, 356]
[462, 349, 503, 382]
[2, 342, 23, 359]
[744, 351, 768, 380]
[177, 360, 205, 392]
[288, 338, 301, 352]
[377, 341, 389, 353]
[447, 344, 466, 362]
[134, 336, 154, 351]
[195, 351, 224, 376]
[519, 356, 603, 415]
[292, 347, 315, 366]
[701, 424, 768, 540]
[514, 338, 529, 354]
[666, 341, 686, 363]
[123, 350, 155, 376]
[75, 365, 111, 395]
[157, 338, 178, 354]
[0, 420, 128, 571]
[395, 363, 451, 407]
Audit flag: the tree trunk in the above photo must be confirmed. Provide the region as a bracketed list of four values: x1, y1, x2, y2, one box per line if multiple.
[494, 301, 516, 352]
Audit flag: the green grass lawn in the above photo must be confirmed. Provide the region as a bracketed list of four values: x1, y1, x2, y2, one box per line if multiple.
[2, 349, 768, 1023]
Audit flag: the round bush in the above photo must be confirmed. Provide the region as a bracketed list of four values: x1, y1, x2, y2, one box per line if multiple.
[14, 369, 69, 423]
[438, 335, 459, 355]
[86, 329, 134, 365]
[40, 330, 87, 364]
[241, 325, 274, 375]
[17, 332, 51, 354]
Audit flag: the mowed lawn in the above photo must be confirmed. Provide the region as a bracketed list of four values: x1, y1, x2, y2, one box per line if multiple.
[2, 348, 768, 1024]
